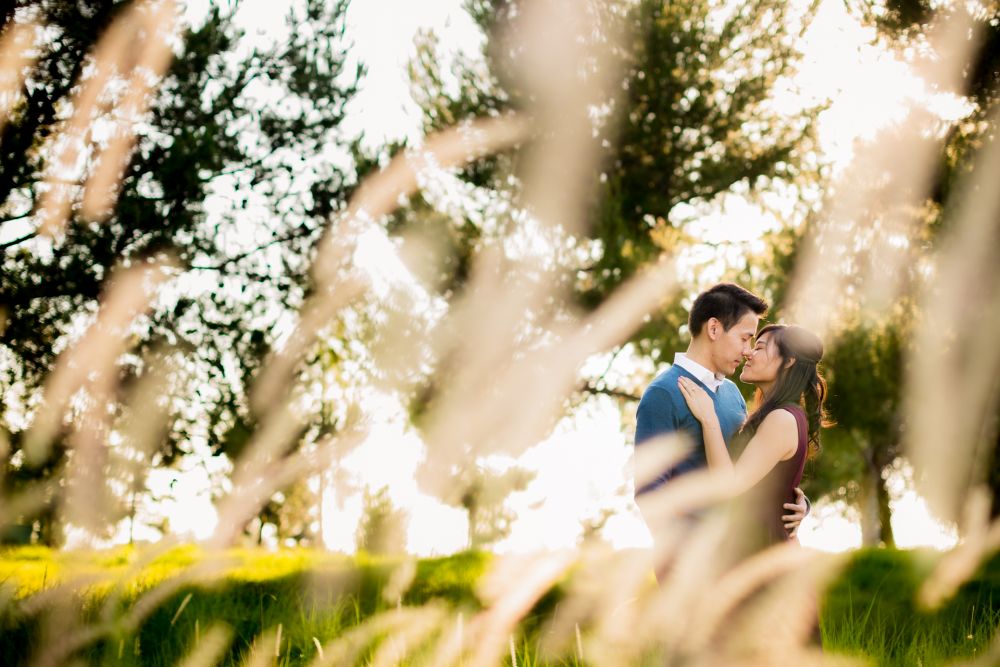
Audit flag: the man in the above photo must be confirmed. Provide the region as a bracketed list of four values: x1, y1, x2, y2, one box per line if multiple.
[634, 282, 808, 535]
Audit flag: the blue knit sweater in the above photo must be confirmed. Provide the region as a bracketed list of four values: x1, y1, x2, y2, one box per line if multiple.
[634, 364, 747, 495]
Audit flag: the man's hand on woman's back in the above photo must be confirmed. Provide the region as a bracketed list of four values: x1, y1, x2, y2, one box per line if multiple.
[783, 486, 809, 538]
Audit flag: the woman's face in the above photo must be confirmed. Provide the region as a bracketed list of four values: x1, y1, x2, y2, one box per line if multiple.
[739, 331, 784, 385]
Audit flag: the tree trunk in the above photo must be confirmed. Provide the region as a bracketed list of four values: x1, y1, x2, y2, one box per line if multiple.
[860, 445, 896, 547]
[859, 449, 882, 546]
[318, 471, 326, 549]
[875, 462, 895, 548]
[467, 506, 478, 550]
[128, 488, 137, 545]
[989, 419, 1000, 519]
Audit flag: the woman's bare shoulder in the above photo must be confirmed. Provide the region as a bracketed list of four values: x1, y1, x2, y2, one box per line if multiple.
[757, 409, 799, 446]
[760, 408, 798, 429]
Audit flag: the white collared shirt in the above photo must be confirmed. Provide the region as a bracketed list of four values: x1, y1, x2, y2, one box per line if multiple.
[673, 352, 726, 393]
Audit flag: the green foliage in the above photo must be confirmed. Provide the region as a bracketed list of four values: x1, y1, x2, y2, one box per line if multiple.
[458, 463, 534, 549]
[0, 0, 362, 543]
[825, 317, 904, 441]
[587, 0, 817, 306]
[849, 0, 998, 246]
[808, 294, 910, 545]
[403, 550, 490, 607]
[355, 486, 408, 556]
[407, 0, 822, 364]
[831, 0, 1000, 522]
[865, 0, 998, 111]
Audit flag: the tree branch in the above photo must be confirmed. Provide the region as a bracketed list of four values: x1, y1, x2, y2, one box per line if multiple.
[596, 345, 624, 385]
[581, 382, 640, 402]
[198, 153, 272, 184]
[0, 211, 33, 226]
[188, 225, 318, 273]
[1, 231, 38, 251]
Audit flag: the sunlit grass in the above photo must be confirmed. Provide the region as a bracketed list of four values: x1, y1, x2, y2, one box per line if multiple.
[0, 545, 343, 600]
[0, 546, 491, 665]
[823, 549, 1000, 666]
[1, 546, 998, 665]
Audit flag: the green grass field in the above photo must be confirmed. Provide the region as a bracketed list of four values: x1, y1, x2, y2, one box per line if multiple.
[0, 546, 997, 665]
[821, 549, 1000, 666]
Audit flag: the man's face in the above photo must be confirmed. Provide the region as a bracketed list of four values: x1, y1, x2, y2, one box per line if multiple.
[707, 311, 759, 376]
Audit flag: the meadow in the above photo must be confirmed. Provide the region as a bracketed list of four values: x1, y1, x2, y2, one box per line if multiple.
[1, 546, 997, 666]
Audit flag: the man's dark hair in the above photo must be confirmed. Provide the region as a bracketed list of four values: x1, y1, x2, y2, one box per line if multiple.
[688, 283, 768, 337]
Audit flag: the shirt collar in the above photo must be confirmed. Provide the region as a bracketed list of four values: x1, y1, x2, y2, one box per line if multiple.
[673, 352, 725, 393]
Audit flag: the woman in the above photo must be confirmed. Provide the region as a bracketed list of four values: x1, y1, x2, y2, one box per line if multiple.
[677, 323, 829, 548]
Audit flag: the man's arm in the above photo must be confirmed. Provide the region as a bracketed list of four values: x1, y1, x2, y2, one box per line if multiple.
[633, 386, 680, 497]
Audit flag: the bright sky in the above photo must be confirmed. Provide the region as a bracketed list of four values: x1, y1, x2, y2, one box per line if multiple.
[80, 0, 965, 554]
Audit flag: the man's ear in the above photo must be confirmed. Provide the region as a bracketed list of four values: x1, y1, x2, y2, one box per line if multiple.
[707, 317, 721, 340]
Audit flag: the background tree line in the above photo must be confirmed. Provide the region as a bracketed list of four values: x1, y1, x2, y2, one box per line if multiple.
[1, 0, 996, 549]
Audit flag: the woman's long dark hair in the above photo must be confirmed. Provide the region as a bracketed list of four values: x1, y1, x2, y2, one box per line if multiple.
[737, 324, 832, 459]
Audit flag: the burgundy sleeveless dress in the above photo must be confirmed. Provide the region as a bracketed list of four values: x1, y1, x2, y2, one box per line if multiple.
[743, 404, 809, 548]
[729, 404, 820, 647]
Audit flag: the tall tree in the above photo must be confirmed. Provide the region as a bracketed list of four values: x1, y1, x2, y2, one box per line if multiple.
[717, 0, 1000, 543]
[355, 485, 409, 555]
[821, 313, 908, 547]
[859, 0, 1000, 519]
[406, 0, 822, 364]
[398, 0, 824, 429]
[0, 0, 362, 543]
[458, 462, 534, 549]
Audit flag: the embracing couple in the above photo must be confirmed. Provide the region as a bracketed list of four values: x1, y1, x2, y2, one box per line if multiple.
[634, 282, 828, 554]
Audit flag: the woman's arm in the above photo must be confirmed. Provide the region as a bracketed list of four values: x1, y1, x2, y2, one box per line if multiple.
[678, 378, 797, 496]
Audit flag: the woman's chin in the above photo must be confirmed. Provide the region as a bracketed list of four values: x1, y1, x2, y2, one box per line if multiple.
[739, 370, 754, 383]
